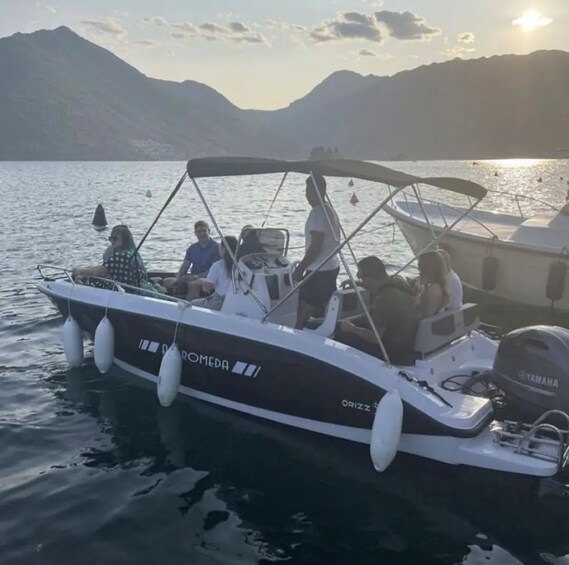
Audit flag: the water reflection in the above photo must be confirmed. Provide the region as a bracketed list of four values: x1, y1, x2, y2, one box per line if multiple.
[44, 362, 569, 563]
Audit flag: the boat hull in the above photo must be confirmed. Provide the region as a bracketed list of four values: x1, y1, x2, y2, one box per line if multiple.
[38, 280, 561, 476]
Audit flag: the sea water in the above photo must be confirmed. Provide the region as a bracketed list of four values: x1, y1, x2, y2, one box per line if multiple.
[1, 159, 569, 564]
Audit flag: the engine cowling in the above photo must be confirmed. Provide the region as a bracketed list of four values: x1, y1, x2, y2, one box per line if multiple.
[492, 325, 569, 416]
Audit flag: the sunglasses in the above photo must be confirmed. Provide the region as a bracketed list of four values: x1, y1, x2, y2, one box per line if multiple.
[108, 235, 119, 242]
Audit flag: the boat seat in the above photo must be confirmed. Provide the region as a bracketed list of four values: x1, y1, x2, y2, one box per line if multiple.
[306, 288, 370, 337]
[414, 303, 480, 358]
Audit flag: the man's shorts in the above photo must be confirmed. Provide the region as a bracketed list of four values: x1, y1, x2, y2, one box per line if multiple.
[299, 267, 339, 315]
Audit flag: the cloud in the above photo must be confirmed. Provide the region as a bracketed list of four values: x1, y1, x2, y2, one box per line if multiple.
[374, 10, 440, 40]
[512, 11, 553, 29]
[35, 2, 56, 15]
[356, 49, 392, 60]
[310, 12, 384, 43]
[171, 21, 199, 35]
[266, 20, 306, 32]
[233, 33, 267, 44]
[457, 32, 475, 44]
[144, 16, 168, 27]
[80, 20, 126, 37]
[200, 22, 228, 34]
[442, 46, 476, 58]
[167, 19, 268, 45]
[229, 22, 249, 33]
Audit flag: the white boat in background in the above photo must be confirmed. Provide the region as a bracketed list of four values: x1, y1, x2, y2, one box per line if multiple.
[384, 190, 569, 314]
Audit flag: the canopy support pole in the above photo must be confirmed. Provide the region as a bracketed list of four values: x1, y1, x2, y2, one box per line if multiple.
[412, 184, 438, 243]
[134, 172, 188, 256]
[393, 197, 483, 276]
[189, 177, 268, 314]
[261, 172, 288, 228]
[311, 172, 390, 362]
[263, 185, 408, 327]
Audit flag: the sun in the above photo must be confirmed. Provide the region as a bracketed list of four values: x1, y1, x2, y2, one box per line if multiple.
[512, 10, 553, 32]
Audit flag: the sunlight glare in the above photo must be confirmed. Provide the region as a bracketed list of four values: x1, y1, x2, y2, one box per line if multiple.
[512, 10, 553, 32]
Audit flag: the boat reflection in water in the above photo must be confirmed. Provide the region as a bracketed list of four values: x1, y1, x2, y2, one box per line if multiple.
[48, 363, 569, 563]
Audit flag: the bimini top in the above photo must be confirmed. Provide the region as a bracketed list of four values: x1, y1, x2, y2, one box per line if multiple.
[186, 157, 487, 200]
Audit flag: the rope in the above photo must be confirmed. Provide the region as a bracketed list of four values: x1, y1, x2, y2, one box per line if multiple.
[172, 301, 188, 345]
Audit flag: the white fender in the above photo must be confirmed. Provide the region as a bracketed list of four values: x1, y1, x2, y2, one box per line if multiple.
[370, 389, 403, 472]
[157, 344, 182, 407]
[94, 316, 115, 374]
[62, 316, 84, 367]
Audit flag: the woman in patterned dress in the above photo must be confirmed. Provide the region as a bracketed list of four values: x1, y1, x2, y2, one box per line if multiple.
[72, 225, 148, 290]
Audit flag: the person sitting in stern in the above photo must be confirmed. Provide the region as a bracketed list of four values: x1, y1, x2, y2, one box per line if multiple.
[437, 248, 463, 311]
[293, 174, 341, 328]
[164, 220, 220, 299]
[191, 236, 238, 311]
[335, 256, 417, 364]
[417, 251, 451, 317]
[72, 224, 148, 289]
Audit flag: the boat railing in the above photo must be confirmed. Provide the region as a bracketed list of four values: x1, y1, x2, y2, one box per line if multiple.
[400, 191, 499, 239]
[483, 189, 561, 217]
[37, 264, 184, 305]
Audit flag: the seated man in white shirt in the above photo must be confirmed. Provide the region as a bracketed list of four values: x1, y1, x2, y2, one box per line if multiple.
[438, 248, 463, 311]
[292, 174, 341, 328]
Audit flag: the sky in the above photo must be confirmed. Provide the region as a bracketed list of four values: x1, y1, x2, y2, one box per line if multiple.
[1, 0, 567, 110]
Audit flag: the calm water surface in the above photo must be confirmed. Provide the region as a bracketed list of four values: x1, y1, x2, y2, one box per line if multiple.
[1, 160, 569, 564]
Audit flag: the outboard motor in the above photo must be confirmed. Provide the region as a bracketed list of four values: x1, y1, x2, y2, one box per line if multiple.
[492, 326, 569, 417]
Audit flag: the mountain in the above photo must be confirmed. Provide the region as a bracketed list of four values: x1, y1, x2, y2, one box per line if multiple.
[1, 26, 569, 160]
[0, 26, 298, 160]
[252, 50, 569, 160]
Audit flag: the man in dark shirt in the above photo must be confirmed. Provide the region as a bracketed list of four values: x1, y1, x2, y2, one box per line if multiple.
[336, 256, 417, 364]
[165, 220, 219, 298]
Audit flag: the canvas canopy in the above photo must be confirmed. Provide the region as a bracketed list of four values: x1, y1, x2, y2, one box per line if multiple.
[186, 157, 487, 200]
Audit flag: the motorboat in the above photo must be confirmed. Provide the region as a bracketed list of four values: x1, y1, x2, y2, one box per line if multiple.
[384, 188, 569, 313]
[37, 158, 569, 477]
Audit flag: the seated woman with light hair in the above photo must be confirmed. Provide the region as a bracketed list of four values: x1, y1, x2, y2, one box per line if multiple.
[417, 250, 451, 317]
[437, 248, 463, 310]
[191, 236, 238, 311]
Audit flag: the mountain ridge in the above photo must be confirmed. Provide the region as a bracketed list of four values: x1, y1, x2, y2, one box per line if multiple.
[1, 26, 568, 160]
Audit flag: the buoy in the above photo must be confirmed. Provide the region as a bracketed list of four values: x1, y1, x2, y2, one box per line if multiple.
[482, 256, 498, 291]
[94, 316, 115, 373]
[370, 389, 403, 472]
[157, 343, 182, 407]
[62, 316, 84, 367]
[494, 171, 499, 177]
[348, 178, 354, 187]
[537, 177, 543, 183]
[145, 189, 152, 198]
[546, 261, 567, 302]
[350, 192, 359, 205]
[92, 204, 107, 231]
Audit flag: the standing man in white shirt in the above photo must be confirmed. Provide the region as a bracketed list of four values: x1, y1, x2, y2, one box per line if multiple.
[293, 174, 341, 328]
